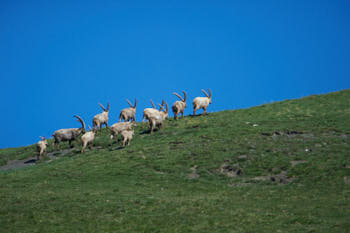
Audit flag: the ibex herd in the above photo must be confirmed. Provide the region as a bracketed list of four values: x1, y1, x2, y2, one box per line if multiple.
[37, 89, 212, 159]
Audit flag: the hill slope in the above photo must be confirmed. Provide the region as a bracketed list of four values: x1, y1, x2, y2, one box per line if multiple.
[1, 90, 349, 232]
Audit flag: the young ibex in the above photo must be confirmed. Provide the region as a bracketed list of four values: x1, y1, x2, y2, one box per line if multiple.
[52, 115, 86, 149]
[193, 89, 212, 116]
[81, 126, 95, 153]
[142, 100, 161, 123]
[121, 129, 134, 147]
[119, 98, 137, 122]
[172, 91, 187, 119]
[110, 121, 136, 141]
[36, 136, 48, 160]
[93, 102, 110, 132]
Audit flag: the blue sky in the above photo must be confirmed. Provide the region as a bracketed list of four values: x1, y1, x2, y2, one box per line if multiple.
[1, 0, 349, 148]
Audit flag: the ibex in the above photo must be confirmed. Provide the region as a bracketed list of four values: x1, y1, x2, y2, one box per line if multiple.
[110, 121, 136, 141]
[142, 100, 161, 123]
[121, 129, 134, 147]
[93, 102, 110, 132]
[52, 115, 86, 149]
[81, 126, 95, 153]
[148, 114, 164, 135]
[36, 136, 48, 160]
[193, 89, 212, 116]
[119, 98, 137, 122]
[172, 91, 187, 119]
[148, 104, 168, 135]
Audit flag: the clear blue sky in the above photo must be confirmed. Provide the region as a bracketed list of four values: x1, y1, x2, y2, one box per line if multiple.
[1, 0, 349, 148]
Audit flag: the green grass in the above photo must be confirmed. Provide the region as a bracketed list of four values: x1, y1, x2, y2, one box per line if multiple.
[1, 90, 350, 232]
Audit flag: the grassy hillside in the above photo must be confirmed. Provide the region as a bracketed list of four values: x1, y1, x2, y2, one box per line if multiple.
[1, 90, 349, 232]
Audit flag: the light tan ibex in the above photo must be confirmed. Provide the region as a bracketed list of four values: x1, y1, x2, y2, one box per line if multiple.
[36, 136, 48, 160]
[110, 121, 136, 141]
[81, 126, 95, 153]
[148, 103, 168, 135]
[119, 98, 137, 122]
[52, 115, 86, 149]
[93, 102, 110, 132]
[142, 100, 161, 123]
[121, 129, 134, 147]
[193, 89, 212, 116]
[172, 91, 187, 119]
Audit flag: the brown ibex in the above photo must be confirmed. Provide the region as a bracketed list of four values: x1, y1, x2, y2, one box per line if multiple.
[119, 98, 137, 122]
[172, 91, 187, 119]
[52, 115, 86, 149]
[93, 102, 110, 132]
[193, 89, 212, 116]
[81, 126, 95, 153]
[36, 136, 48, 160]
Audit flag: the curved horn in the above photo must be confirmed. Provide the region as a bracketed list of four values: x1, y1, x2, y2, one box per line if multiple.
[173, 92, 184, 102]
[106, 102, 110, 111]
[164, 101, 169, 113]
[74, 115, 86, 133]
[126, 99, 133, 108]
[201, 89, 209, 98]
[134, 98, 137, 108]
[207, 89, 212, 98]
[182, 90, 187, 102]
[150, 99, 156, 109]
[98, 103, 106, 111]
[158, 104, 166, 112]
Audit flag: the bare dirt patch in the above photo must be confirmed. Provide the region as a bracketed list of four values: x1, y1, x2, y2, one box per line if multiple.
[0, 148, 75, 171]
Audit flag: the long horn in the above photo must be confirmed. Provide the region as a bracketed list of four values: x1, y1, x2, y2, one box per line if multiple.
[126, 99, 133, 108]
[158, 104, 166, 112]
[106, 102, 110, 111]
[201, 89, 209, 98]
[207, 89, 212, 98]
[164, 101, 169, 113]
[134, 98, 137, 108]
[98, 103, 106, 111]
[74, 115, 86, 133]
[173, 92, 184, 102]
[182, 90, 187, 102]
[150, 100, 156, 109]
